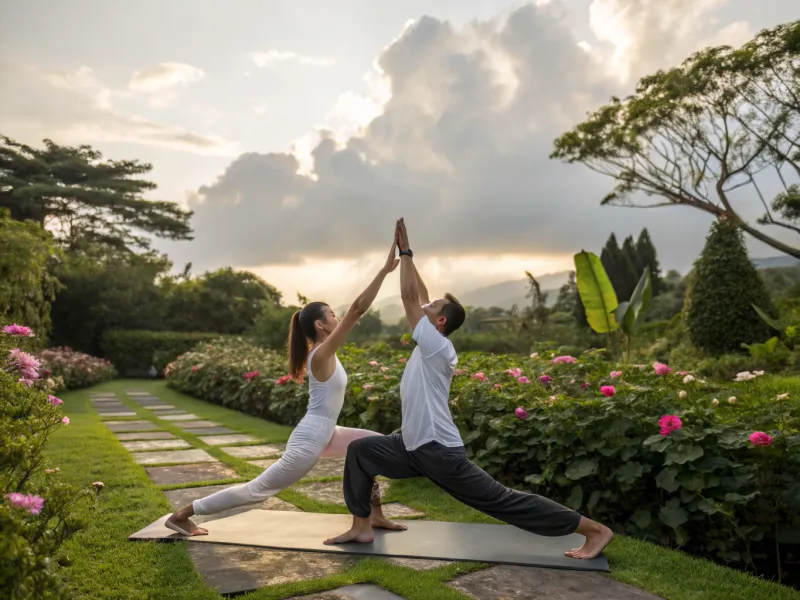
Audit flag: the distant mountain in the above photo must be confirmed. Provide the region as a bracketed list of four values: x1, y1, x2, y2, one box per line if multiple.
[753, 256, 800, 270]
[457, 271, 570, 310]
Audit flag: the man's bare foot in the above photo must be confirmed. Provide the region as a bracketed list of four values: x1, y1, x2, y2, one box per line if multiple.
[323, 517, 374, 545]
[165, 515, 208, 536]
[370, 515, 407, 531]
[565, 524, 613, 559]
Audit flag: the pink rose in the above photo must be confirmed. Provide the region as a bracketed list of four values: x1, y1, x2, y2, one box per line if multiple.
[518, 376, 530, 384]
[61, 416, 70, 425]
[380, 366, 389, 372]
[580, 382, 589, 389]
[653, 362, 672, 376]
[514, 407, 528, 419]
[539, 375, 552, 384]
[493, 383, 502, 389]
[243, 370, 260, 381]
[275, 375, 292, 385]
[600, 385, 615, 397]
[363, 384, 374, 390]
[505, 368, 522, 378]
[3, 324, 35, 337]
[369, 361, 379, 366]
[552, 355, 576, 364]
[658, 415, 682, 437]
[472, 372, 487, 381]
[398, 358, 407, 363]
[47, 395, 63, 406]
[609, 371, 623, 378]
[749, 432, 773, 447]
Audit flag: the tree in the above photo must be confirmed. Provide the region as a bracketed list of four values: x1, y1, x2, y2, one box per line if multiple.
[635, 229, 664, 294]
[0, 136, 192, 252]
[551, 21, 800, 258]
[521, 271, 549, 336]
[684, 218, 775, 355]
[0, 209, 60, 342]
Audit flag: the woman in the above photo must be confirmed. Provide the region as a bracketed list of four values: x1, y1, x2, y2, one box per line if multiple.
[166, 242, 405, 536]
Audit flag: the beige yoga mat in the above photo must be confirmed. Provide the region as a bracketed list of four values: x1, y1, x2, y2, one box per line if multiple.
[129, 510, 609, 572]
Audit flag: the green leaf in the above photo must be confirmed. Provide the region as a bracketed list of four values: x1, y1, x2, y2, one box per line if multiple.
[565, 458, 599, 480]
[628, 268, 653, 332]
[485, 435, 501, 451]
[659, 499, 689, 529]
[574, 251, 619, 334]
[697, 498, 718, 515]
[587, 490, 601, 510]
[632, 510, 652, 529]
[752, 303, 782, 331]
[615, 461, 644, 484]
[678, 471, 705, 492]
[461, 430, 481, 445]
[524, 474, 544, 485]
[566, 485, 583, 510]
[656, 467, 680, 492]
[665, 444, 704, 465]
[724, 492, 760, 504]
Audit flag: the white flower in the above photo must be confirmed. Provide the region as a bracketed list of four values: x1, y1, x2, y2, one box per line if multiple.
[777, 393, 789, 400]
[753, 370, 764, 376]
[678, 390, 688, 399]
[683, 374, 695, 384]
[728, 396, 737, 404]
[734, 371, 756, 382]
[712, 398, 719, 405]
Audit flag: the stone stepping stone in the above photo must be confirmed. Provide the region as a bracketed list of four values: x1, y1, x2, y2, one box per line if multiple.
[159, 413, 200, 421]
[116, 432, 176, 441]
[99, 411, 137, 417]
[174, 420, 220, 429]
[189, 543, 360, 596]
[199, 434, 259, 446]
[220, 444, 284, 459]
[288, 584, 403, 600]
[149, 409, 186, 415]
[132, 449, 216, 465]
[248, 459, 277, 470]
[384, 557, 453, 570]
[179, 427, 235, 435]
[447, 565, 662, 599]
[121, 439, 192, 452]
[126, 391, 150, 396]
[146, 462, 238, 485]
[163, 485, 300, 523]
[143, 405, 176, 410]
[107, 421, 160, 433]
[294, 481, 423, 519]
[92, 404, 126, 410]
[304, 458, 345, 479]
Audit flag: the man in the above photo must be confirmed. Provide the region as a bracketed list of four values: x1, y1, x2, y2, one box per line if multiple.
[324, 219, 613, 560]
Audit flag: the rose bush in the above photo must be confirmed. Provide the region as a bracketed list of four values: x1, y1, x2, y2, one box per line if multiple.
[167, 339, 800, 581]
[37, 347, 115, 390]
[1, 325, 101, 599]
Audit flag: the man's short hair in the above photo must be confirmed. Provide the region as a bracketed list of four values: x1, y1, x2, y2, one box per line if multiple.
[440, 293, 466, 336]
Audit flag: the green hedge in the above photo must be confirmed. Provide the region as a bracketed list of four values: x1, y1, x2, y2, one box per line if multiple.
[166, 338, 800, 584]
[101, 330, 230, 377]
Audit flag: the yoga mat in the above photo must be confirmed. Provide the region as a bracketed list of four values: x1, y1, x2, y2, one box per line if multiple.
[129, 510, 609, 572]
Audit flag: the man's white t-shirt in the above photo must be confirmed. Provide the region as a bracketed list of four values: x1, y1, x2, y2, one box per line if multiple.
[399, 317, 464, 451]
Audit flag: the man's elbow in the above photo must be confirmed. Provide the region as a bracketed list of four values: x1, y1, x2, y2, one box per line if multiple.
[400, 289, 419, 303]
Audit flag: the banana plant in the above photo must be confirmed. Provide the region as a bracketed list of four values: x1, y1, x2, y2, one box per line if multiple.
[615, 269, 653, 361]
[574, 251, 619, 334]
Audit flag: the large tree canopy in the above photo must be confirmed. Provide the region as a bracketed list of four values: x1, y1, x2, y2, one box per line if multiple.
[551, 20, 800, 258]
[0, 136, 192, 252]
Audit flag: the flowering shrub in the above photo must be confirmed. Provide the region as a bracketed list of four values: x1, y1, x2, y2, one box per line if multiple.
[167, 339, 800, 579]
[37, 347, 115, 390]
[1, 325, 101, 599]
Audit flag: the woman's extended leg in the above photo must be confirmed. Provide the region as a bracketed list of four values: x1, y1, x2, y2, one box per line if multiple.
[319, 426, 407, 532]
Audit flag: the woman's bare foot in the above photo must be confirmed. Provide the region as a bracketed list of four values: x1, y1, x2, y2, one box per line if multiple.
[370, 515, 407, 531]
[323, 517, 374, 545]
[565, 522, 614, 559]
[165, 515, 208, 536]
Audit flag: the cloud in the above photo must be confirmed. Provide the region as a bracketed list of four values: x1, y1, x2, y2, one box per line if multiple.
[129, 62, 205, 92]
[162, 1, 794, 272]
[0, 61, 240, 157]
[250, 50, 336, 67]
[252, 103, 269, 115]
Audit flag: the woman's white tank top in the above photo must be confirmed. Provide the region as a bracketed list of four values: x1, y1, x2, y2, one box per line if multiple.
[305, 346, 348, 422]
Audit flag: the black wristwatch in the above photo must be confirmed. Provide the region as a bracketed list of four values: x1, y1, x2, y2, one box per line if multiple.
[399, 248, 413, 258]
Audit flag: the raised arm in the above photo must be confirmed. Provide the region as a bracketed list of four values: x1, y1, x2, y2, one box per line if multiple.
[411, 260, 430, 306]
[312, 241, 398, 378]
[396, 219, 425, 330]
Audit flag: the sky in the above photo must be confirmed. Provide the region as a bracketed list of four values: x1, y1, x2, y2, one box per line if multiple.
[1, 0, 797, 306]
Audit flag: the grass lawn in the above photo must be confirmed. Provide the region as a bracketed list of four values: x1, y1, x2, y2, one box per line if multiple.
[47, 379, 799, 600]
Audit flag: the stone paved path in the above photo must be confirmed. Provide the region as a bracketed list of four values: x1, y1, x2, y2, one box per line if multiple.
[96, 389, 660, 599]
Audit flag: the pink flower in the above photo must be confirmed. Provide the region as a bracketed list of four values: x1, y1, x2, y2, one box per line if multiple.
[514, 407, 528, 419]
[454, 369, 468, 376]
[275, 374, 292, 385]
[243, 370, 259, 381]
[472, 372, 487, 381]
[9, 349, 40, 371]
[749, 432, 773, 447]
[518, 376, 530, 384]
[505, 368, 522, 378]
[41, 369, 51, 377]
[539, 375, 552, 384]
[400, 338, 409, 346]
[363, 384, 374, 390]
[47, 395, 63, 406]
[398, 358, 407, 363]
[191, 365, 200, 372]
[44, 468, 60, 474]
[18, 378, 34, 387]
[551, 355, 576, 364]
[385, 376, 392, 380]
[61, 416, 70, 425]
[369, 361, 379, 366]
[380, 366, 389, 372]
[609, 371, 623, 378]
[678, 371, 687, 376]
[658, 415, 682, 437]
[600, 385, 615, 397]
[653, 362, 672, 376]
[580, 382, 589, 389]
[493, 383, 502, 389]
[529, 352, 539, 359]
[5, 493, 45, 515]
[3, 324, 35, 337]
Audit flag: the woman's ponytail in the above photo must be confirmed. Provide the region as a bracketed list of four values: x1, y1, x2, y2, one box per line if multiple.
[287, 310, 309, 379]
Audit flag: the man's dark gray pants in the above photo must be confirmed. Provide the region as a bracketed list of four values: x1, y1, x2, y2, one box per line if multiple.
[343, 433, 581, 537]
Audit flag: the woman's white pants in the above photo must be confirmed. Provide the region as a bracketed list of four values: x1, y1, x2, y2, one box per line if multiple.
[192, 417, 381, 515]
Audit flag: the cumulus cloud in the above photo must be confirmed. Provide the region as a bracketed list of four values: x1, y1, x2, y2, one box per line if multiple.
[0, 61, 239, 157]
[159, 1, 796, 272]
[129, 62, 205, 92]
[250, 50, 336, 67]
